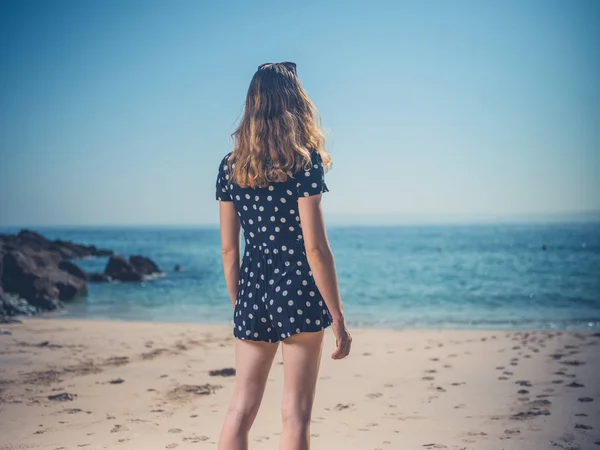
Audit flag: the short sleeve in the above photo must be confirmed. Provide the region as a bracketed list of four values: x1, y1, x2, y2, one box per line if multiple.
[296, 151, 329, 198]
[215, 154, 233, 201]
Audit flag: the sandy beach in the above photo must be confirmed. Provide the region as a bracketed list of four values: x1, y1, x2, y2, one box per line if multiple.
[0, 319, 598, 450]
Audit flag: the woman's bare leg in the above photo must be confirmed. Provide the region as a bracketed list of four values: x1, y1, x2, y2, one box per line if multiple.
[279, 331, 325, 450]
[218, 339, 279, 450]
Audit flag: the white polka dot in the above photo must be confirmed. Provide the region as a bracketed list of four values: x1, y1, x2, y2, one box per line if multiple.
[254, 332, 259, 338]
[315, 320, 321, 326]
[305, 171, 310, 177]
[281, 333, 286, 338]
[309, 291, 315, 297]
[283, 290, 288, 296]
[267, 195, 272, 201]
[269, 185, 274, 191]
[270, 216, 276, 221]
[280, 217, 286, 223]
[277, 307, 282, 313]
[275, 286, 281, 292]
[306, 318, 311, 324]
[289, 249, 294, 254]
[245, 194, 250, 199]
[302, 280, 308, 286]
[290, 209, 295, 214]
[297, 309, 303, 315]
[278, 322, 283, 327]
[296, 328, 301, 333]
[275, 227, 280, 232]
[269, 235, 275, 240]
[287, 190, 293, 195]
[296, 269, 301, 275]
[255, 195, 259, 201]
[306, 301, 311, 307]
[246, 330, 251, 336]
[288, 300, 294, 306]
[290, 317, 295, 323]
[280, 198, 287, 203]
[311, 182, 318, 188]
[249, 313, 254, 319]
[261, 317, 267, 322]
[282, 245, 287, 251]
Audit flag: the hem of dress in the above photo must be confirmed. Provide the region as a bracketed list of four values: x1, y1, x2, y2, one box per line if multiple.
[233, 320, 332, 343]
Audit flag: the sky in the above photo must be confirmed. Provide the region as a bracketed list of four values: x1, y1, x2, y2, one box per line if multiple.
[1, 0, 598, 226]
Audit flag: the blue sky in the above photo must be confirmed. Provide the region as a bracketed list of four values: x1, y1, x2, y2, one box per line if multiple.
[1, 0, 598, 226]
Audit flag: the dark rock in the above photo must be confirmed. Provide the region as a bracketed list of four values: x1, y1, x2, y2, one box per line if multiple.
[104, 256, 143, 282]
[129, 255, 162, 276]
[0, 229, 113, 259]
[58, 260, 87, 280]
[2, 248, 86, 306]
[87, 272, 112, 283]
[103, 255, 161, 282]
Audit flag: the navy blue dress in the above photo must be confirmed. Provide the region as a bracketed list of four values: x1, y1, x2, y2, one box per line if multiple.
[216, 151, 333, 342]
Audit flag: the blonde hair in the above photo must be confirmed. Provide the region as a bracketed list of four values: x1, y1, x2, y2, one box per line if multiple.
[229, 63, 331, 189]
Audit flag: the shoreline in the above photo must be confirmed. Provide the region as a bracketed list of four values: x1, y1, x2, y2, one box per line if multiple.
[19, 313, 600, 333]
[1, 319, 599, 449]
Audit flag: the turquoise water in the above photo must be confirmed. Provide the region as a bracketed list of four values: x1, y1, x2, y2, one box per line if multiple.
[2, 223, 599, 330]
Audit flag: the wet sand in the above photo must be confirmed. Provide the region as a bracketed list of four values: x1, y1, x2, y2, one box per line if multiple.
[0, 319, 599, 449]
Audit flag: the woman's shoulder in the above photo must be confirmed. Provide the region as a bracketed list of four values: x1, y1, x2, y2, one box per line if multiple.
[218, 152, 233, 172]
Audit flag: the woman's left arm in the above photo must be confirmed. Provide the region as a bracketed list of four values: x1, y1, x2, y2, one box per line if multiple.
[219, 201, 241, 309]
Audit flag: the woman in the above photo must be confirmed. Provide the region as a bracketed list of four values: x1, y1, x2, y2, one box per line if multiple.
[216, 61, 351, 450]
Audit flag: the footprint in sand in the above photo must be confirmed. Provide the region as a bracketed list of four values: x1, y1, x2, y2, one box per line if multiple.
[422, 376, 435, 381]
[333, 403, 353, 411]
[168, 428, 182, 433]
[367, 392, 383, 399]
[566, 382, 584, 388]
[578, 397, 594, 402]
[575, 423, 593, 430]
[165, 444, 178, 449]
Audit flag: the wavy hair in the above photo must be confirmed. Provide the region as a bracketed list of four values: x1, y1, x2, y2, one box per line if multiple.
[229, 62, 331, 188]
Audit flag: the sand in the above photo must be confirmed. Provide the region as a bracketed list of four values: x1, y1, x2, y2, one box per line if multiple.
[0, 319, 599, 450]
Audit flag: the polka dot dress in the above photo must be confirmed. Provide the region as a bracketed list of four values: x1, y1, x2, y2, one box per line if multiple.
[216, 151, 332, 342]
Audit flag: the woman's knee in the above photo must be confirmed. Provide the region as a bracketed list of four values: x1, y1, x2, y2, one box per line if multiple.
[281, 402, 312, 430]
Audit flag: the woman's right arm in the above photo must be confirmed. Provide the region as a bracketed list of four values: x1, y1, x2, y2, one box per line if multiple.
[298, 194, 351, 359]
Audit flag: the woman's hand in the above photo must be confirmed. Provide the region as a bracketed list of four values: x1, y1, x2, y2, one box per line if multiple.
[331, 317, 352, 359]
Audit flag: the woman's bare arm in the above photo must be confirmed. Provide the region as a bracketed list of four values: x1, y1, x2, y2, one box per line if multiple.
[219, 201, 241, 310]
[298, 194, 351, 359]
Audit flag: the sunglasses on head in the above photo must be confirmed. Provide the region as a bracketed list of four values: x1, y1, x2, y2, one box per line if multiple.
[257, 61, 297, 75]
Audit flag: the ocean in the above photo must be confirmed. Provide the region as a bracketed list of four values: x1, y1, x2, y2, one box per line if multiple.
[2, 223, 599, 330]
